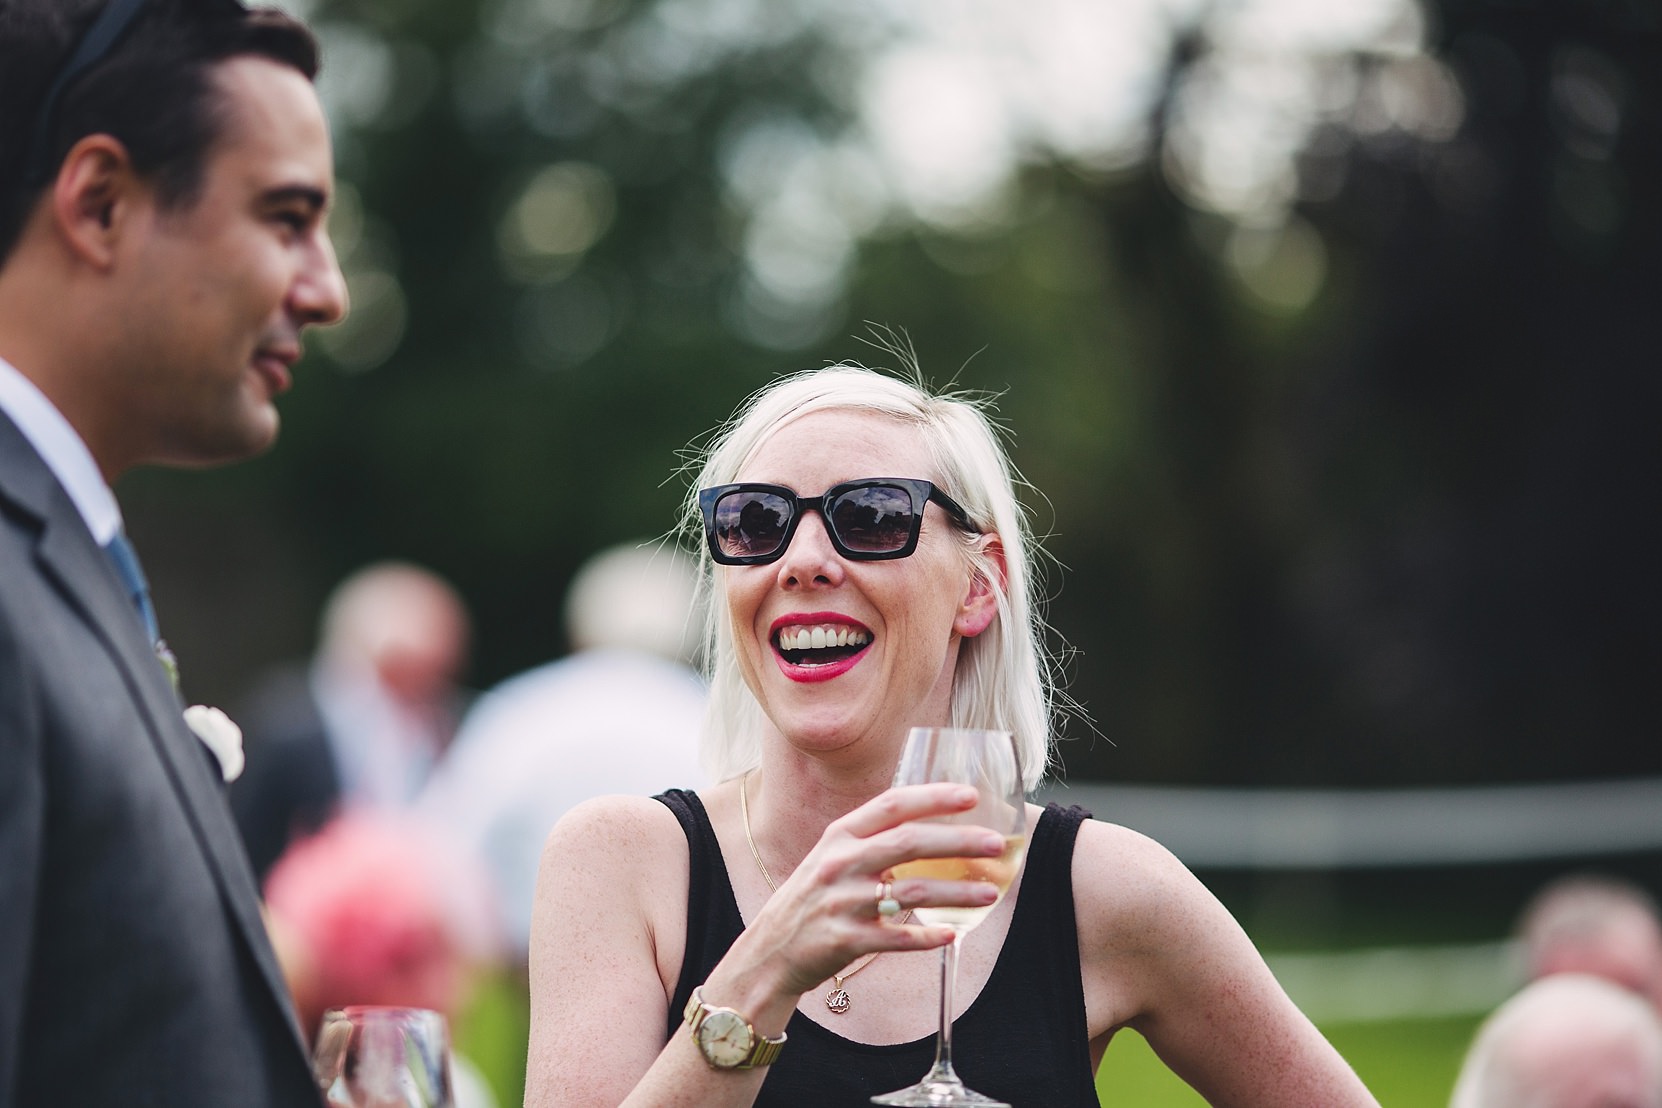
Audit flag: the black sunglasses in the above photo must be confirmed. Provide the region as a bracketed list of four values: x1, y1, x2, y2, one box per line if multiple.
[21, 0, 247, 187]
[698, 478, 978, 566]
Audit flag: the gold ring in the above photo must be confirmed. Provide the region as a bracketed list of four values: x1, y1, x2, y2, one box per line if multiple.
[875, 881, 902, 919]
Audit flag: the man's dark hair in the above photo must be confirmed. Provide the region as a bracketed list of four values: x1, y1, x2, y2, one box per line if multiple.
[0, 0, 321, 263]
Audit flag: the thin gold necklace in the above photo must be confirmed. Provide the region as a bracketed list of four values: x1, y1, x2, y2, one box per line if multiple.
[739, 770, 910, 1015]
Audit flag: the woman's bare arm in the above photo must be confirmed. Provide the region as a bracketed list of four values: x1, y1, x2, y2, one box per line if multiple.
[1074, 819, 1379, 1107]
[525, 794, 739, 1107]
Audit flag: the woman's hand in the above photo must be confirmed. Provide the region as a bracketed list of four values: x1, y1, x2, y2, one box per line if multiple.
[729, 782, 1010, 1000]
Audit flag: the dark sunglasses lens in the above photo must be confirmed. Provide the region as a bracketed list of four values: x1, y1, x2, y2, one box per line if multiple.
[713, 490, 793, 560]
[828, 485, 919, 554]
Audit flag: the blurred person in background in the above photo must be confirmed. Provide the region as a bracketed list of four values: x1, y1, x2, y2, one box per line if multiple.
[419, 539, 708, 961]
[0, 0, 347, 1101]
[233, 560, 473, 880]
[263, 812, 503, 1108]
[1449, 973, 1662, 1108]
[1515, 872, 1662, 1011]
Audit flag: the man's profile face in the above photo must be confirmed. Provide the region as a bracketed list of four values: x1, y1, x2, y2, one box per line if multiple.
[114, 54, 347, 467]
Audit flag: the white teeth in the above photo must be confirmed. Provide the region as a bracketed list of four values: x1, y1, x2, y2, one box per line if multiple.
[778, 624, 870, 651]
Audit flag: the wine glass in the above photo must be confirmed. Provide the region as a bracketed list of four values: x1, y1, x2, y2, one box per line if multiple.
[312, 1006, 455, 1108]
[872, 727, 1029, 1108]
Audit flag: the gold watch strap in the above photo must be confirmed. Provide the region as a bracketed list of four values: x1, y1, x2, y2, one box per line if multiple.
[685, 987, 787, 1069]
[746, 1020, 787, 1068]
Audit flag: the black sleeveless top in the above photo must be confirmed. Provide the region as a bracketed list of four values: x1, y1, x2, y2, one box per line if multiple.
[655, 790, 1101, 1107]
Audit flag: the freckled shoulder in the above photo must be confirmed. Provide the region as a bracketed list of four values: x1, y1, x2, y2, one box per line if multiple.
[541, 792, 690, 892]
[534, 793, 693, 995]
[1069, 816, 1234, 1029]
[1071, 816, 1204, 928]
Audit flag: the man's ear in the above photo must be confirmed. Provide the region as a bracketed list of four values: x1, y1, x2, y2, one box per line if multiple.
[49, 135, 138, 270]
[954, 534, 1007, 639]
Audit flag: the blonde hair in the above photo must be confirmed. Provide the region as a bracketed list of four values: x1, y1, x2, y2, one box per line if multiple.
[681, 360, 1060, 790]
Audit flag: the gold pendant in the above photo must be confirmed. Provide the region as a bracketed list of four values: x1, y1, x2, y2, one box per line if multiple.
[825, 983, 851, 1014]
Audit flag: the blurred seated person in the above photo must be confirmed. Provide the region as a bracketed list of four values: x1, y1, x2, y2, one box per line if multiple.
[233, 561, 473, 880]
[1516, 872, 1662, 1010]
[1449, 973, 1662, 1108]
[263, 812, 503, 1108]
[419, 540, 708, 960]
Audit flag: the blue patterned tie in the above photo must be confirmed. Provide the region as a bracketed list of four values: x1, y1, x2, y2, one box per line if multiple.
[102, 530, 161, 645]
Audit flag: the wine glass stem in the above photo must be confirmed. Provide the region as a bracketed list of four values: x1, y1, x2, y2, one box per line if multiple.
[929, 931, 965, 1081]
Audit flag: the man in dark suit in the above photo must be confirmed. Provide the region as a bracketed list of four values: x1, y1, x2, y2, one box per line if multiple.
[0, 1, 347, 1103]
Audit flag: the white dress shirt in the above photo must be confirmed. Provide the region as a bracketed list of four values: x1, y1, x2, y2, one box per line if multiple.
[0, 355, 122, 544]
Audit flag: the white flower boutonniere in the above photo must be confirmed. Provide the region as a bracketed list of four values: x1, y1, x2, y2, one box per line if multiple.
[184, 705, 245, 783]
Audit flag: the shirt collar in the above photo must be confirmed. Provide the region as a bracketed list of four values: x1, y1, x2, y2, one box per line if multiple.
[0, 355, 123, 544]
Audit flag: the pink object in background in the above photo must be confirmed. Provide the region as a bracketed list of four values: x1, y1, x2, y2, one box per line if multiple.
[263, 812, 501, 1039]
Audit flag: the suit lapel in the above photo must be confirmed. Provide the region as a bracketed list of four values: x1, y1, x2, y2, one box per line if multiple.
[1, 415, 306, 1050]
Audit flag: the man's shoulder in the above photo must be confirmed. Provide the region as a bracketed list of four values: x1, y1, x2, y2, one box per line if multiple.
[453, 649, 705, 752]
[0, 407, 54, 521]
[0, 439, 75, 620]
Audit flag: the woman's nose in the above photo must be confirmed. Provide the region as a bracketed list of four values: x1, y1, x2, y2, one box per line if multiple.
[776, 510, 844, 587]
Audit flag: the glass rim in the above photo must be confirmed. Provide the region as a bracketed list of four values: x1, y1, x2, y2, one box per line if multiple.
[319, 1004, 448, 1022]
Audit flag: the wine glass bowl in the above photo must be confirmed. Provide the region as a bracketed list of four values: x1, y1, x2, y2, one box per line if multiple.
[312, 1005, 455, 1108]
[888, 732, 1027, 935]
[872, 727, 1028, 1108]
[893, 834, 1028, 934]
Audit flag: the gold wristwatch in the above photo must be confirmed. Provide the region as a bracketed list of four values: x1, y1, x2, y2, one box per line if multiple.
[683, 987, 787, 1069]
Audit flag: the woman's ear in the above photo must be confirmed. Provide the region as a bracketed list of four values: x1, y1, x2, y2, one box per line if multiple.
[954, 534, 1007, 638]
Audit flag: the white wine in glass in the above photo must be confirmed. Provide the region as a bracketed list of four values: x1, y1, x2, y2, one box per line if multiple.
[892, 837, 1027, 933]
[312, 1005, 455, 1108]
[872, 727, 1029, 1108]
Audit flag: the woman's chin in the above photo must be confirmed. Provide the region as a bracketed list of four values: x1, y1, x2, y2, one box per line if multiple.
[772, 710, 907, 760]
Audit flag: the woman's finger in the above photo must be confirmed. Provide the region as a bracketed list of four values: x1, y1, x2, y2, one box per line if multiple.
[857, 820, 1011, 877]
[883, 878, 1002, 915]
[834, 782, 980, 839]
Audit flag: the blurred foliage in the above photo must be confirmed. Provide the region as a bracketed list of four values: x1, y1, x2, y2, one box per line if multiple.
[126, 0, 1659, 788]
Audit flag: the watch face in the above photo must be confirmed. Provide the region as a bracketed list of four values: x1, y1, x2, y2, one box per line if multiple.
[695, 1007, 755, 1067]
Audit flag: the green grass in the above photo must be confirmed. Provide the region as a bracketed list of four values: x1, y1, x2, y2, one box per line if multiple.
[1095, 1015, 1483, 1106]
[454, 972, 530, 1108]
[1328, 1017, 1483, 1107]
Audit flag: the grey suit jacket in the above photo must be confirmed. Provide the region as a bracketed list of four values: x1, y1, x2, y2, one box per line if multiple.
[0, 412, 321, 1106]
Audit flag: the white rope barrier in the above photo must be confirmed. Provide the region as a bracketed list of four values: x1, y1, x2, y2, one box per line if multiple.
[1266, 940, 1523, 1023]
[1033, 778, 1662, 1021]
[1038, 777, 1662, 868]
